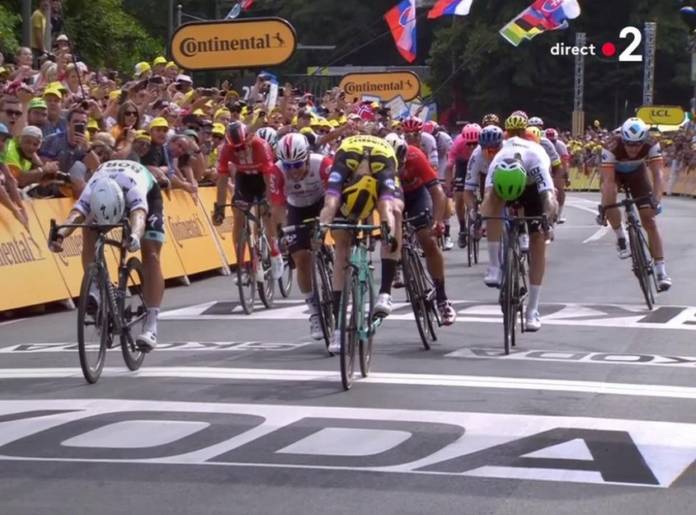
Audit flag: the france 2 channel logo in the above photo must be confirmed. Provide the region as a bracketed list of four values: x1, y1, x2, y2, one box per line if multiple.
[550, 26, 644, 62]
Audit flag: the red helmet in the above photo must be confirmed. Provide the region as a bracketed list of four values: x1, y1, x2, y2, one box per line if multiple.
[422, 121, 438, 134]
[401, 117, 424, 134]
[461, 123, 482, 144]
[545, 128, 559, 141]
[226, 122, 248, 148]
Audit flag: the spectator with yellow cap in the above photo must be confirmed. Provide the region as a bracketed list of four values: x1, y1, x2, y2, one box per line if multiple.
[134, 61, 152, 80]
[140, 117, 172, 187]
[42, 85, 67, 136]
[152, 56, 167, 76]
[164, 61, 178, 81]
[27, 98, 49, 133]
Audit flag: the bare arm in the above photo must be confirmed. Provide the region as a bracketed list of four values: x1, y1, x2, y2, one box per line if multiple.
[649, 158, 665, 202]
[428, 183, 447, 225]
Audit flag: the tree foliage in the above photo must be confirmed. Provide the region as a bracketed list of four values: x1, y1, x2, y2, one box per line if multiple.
[0, 4, 21, 57]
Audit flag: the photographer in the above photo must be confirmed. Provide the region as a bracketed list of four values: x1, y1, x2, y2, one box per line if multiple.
[39, 107, 89, 196]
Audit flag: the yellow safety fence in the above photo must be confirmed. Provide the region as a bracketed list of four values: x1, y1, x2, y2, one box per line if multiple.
[567, 166, 696, 197]
[0, 187, 235, 312]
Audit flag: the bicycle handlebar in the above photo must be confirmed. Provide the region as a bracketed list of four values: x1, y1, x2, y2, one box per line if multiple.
[483, 214, 550, 232]
[599, 195, 655, 213]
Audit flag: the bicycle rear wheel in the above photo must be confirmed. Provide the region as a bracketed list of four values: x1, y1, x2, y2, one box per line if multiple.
[403, 247, 433, 350]
[236, 229, 256, 314]
[472, 221, 480, 265]
[257, 234, 275, 309]
[77, 263, 109, 384]
[359, 276, 375, 377]
[501, 240, 516, 355]
[466, 217, 474, 268]
[339, 268, 358, 390]
[119, 257, 146, 371]
[313, 251, 335, 353]
[278, 251, 294, 298]
[628, 224, 654, 310]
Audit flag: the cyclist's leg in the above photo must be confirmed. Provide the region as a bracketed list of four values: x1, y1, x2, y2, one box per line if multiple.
[232, 173, 251, 247]
[331, 228, 352, 319]
[521, 186, 545, 330]
[454, 160, 468, 240]
[553, 168, 567, 221]
[81, 227, 97, 271]
[481, 168, 505, 285]
[601, 166, 627, 254]
[375, 197, 401, 316]
[138, 185, 165, 349]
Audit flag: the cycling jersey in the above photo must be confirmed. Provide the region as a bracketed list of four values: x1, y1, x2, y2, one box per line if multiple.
[399, 145, 439, 194]
[217, 135, 275, 176]
[601, 136, 662, 173]
[464, 146, 494, 193]
[448, 134, 477, 166]
[420, 132, 439, 169]
[76, 160, 154, 216]
[539, 137, 562, 167]
[434, 131, 453, 179]
[552, 139, 570, 164]
[326, 135, 397, 200]
[269, 153, 332, 208]
[486, 137, 553, 193]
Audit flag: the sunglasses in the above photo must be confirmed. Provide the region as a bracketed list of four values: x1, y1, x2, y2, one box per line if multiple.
[624, 141, 643, 147]
[125, 111, 138, 116]
[466, 142, 478, 147]
[5, 109, 22, 118]
[282, 160, 305, 170]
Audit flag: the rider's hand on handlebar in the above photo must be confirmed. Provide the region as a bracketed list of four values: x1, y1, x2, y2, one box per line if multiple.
[212, 203, 225, 226]
[433, 222, 445, 238]
[48, 232, 64, 253]
[126, 234, 141, 253]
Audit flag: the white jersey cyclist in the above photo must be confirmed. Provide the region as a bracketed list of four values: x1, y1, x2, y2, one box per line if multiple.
[420, 131, 439, 169]
[538, 136, 562, 167]
[486, 137, 553, 193]
[435, 131, 453, 180]
[269, 153, 332, 207]
[464, 145, 493, 193]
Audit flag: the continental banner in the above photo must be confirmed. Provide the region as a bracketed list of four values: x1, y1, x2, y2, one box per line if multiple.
[339, 71, 421, 102]
[163, 190, 227, 276]
[197, 188, 237, 266]
[0, 205, 71, 311]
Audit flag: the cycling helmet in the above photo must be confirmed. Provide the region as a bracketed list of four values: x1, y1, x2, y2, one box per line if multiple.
[256, 127, 278, 150]
[0, 122, 10, 139]
[481, 113, 500, 127]
[277, 133, 310, 163]
[505, 112, 528, 131]
[461, 123, 482, 144]
[479, 125, 504, 148]
[401, 117, 423, 134]
[511, 110, 528, 118]
[492, 158, 528, 201]
[90, 176, 125, 225]
[620, 117, 648, 143]
[422, 121, 438, 134]
[526, 126, 542, 143]
[340, 175, 379, 221]
[545, 128, 559, 141]
[385, 132, 408, 166]
[226, 122, 248, 148]
[528, 116, 544, 128]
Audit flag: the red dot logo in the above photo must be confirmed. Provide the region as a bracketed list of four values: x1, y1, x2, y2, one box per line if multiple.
[601, 42, 617, 57]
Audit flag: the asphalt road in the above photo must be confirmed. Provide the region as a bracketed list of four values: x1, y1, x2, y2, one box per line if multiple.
[2, 193, 696, 515]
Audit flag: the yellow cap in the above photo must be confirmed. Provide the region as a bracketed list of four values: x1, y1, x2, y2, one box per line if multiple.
[153, 56, 167, 66]
[214, 108, 231, 120]
[134, 62, 151, 77]
[212, 123, 225, 136]
[134, 130, 151, 142]
[43, 87, 63, 99]
[193, 109, 205, 116]
[328, 120, 340, 128]
[0, 66, 8, 75]
[87, 119, 99, 130]
[108, 89, 122, 101]
[299, 127, 315, 136]
[225, 90, 240, 99]
[149, 117, 169, 129]
[48, 81, 67, 92]
[165, 61, 177, 69]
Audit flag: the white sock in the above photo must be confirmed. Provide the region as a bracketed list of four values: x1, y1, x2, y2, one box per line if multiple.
[528, 285, 542, 314]
[144, 307, 159, 334]
[488, 241, 501, 268]
[614, 226, 627, 241]
[655, 260, 666, 276]
[304, 292, 318, 315]
[558, 205, 564, 218]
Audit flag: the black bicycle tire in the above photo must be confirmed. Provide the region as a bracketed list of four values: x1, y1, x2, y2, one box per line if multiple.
[119, 257, 146, 371]
[473, 224, 480, 265]
[359, 275, 375, 377]
[501, 237, 515, 355]
[314, 251, 335, 353]
[339, 268, 358, 390]
[257, 234, 275, 309]
[511, 247, 520, 349]
[403, 246, 432, 350]
[628, 223, 653, 310]
[466, 217, 474, 268]
[415, 249, 440, 341]
[77, 263, 108, 384]
[278, 252, 294, 298]
[236, 229, 256, 314]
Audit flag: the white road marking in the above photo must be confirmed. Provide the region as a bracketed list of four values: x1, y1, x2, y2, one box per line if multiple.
[0, 318, 26, 327]
[2, 366, 696, 400]
[0, 341, 313, 354]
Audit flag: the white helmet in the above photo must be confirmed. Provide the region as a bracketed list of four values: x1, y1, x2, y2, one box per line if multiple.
[385, 132, 408, 164]
[620, 117, 648, 143]
[528, 116, 544, 128]
[256, 127, 278, 150]
[90, 176, 125, 225]
[277, 133, 310, 163]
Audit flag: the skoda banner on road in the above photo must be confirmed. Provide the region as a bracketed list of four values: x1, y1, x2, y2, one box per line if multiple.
[170, 18, 297, 70]
[339, 71, 421, 102]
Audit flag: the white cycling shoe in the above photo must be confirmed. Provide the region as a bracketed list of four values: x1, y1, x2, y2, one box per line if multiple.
[374, 293, 393, 318]
[309, 314, 324, 341]
[484, 267, 502, 288]
[443, 236, 454, 251]
[328, 329, 341, 354]
[525, 310, 542, 332]
[136, 331, 157, 352]
[271, 255, 284, 280]
[519, 234, 530, 253]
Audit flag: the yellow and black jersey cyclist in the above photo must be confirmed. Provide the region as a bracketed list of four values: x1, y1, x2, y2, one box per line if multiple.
[319, 134, 401, 354]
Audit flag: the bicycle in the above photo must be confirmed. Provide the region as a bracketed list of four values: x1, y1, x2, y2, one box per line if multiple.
[484, 212, 548, 355]
[466, 203, 482, 268]
[215, 200, 274, 314]
[401, 212, 441, 350]
[277, 225, 294, 298]
[49, 219, 148, 384]
[322, 221, 385, 390]
[598, 193, 658, 310]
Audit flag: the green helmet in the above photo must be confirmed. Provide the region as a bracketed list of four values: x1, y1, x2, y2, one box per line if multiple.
[493, 158, 527, 201]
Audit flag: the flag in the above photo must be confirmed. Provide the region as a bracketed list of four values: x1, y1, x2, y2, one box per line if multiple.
[500, 0, 581, 47]
[241, 0, 254, 11]
[427, 0, 474, 20]
[384, 0, 418, 63]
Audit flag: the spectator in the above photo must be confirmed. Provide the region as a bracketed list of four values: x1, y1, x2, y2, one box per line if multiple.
[4, 125, 60, 191]
[164, 62, 178, 81]
[50, 0, 64, 42]
[119, 130, 151, 163]
[31, 0, 51, 66]
[111, 101, 141, 151]
[54, 33, 69, 54]
[42, 86, 67, 136]
[134, 62, 152, 81]
[0, 96, 24, 136]
[152, 56, 167, 76]
[39, 107, 89, 192]
[167, 133, 200, 194]
[141, 116, 170, 183]
[0, 123, 29, 227]
[27, 97, 49, 133]
[69, 132, 115, 195]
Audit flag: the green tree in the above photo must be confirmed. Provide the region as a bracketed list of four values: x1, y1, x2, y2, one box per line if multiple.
[0, 3, 21, 57]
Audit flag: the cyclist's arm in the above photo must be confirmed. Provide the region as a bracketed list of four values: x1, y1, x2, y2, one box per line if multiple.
[428, 181, 447, 225]
[129, 208, 147, 241]
[52, 209, 86, 243]
[648, 157, 665, 203]
[319, 161, 348, 225]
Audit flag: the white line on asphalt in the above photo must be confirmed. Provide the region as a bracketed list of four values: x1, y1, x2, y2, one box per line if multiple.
[3, 366, 696, 400]
[0, 318, 26, 327]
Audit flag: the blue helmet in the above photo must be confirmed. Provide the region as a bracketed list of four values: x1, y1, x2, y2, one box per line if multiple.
[479, 125, 504, 148]
[0, 122, 10, 138]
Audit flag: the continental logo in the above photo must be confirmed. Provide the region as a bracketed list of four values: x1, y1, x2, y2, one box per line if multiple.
[0, 232, 46, 267]
[170, 18, 297, 71]
[214, 216, 234, 240]
[339, 72, 420, 102]
[56, 233, 83, 267]
[167, 213, 207, 248]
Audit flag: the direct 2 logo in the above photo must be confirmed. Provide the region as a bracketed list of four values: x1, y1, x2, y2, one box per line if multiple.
[550, 26, 643, 62]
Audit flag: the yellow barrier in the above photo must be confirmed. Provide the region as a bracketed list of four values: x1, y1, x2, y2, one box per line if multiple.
[197, 187, 237, 266]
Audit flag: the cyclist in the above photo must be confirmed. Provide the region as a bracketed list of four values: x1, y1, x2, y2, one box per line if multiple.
[318, 134, 400, 353]
[423, 121, 455, 249]
[386, 133, 456, 325]
[482, 113, 558, 331]
[600, 117, 671, 291]
[213, 122, 284, 280]
[463, 125, 505, 233]
[545, 128, 571, 224]
[48, 160, 166, 351]
[448, 123, 482, 248]
[269, 133, 333, 340]
[256, 126, 279, 157]
[481, 113, 501, 128]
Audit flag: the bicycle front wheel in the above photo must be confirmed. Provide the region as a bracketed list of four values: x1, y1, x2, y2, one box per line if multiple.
[501, 241, 516, 355]
[403, 247, 432, 350]
[278, 251, 294, 298]
[314, 251, 335, 353]
[359, 276, 375, 377]
[339, 268, 358, 390]
[257, 234, 275, 309]
[628, 224, 654, 310]
[119, 257, 146, 371]
[77, 263, 108, 384]
[236, 229, 256, 314]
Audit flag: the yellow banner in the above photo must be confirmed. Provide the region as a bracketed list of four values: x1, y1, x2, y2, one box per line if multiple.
[197, 188, 237, 265]
[636, 106, 685, 126]
[339, 71, 421, 102]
